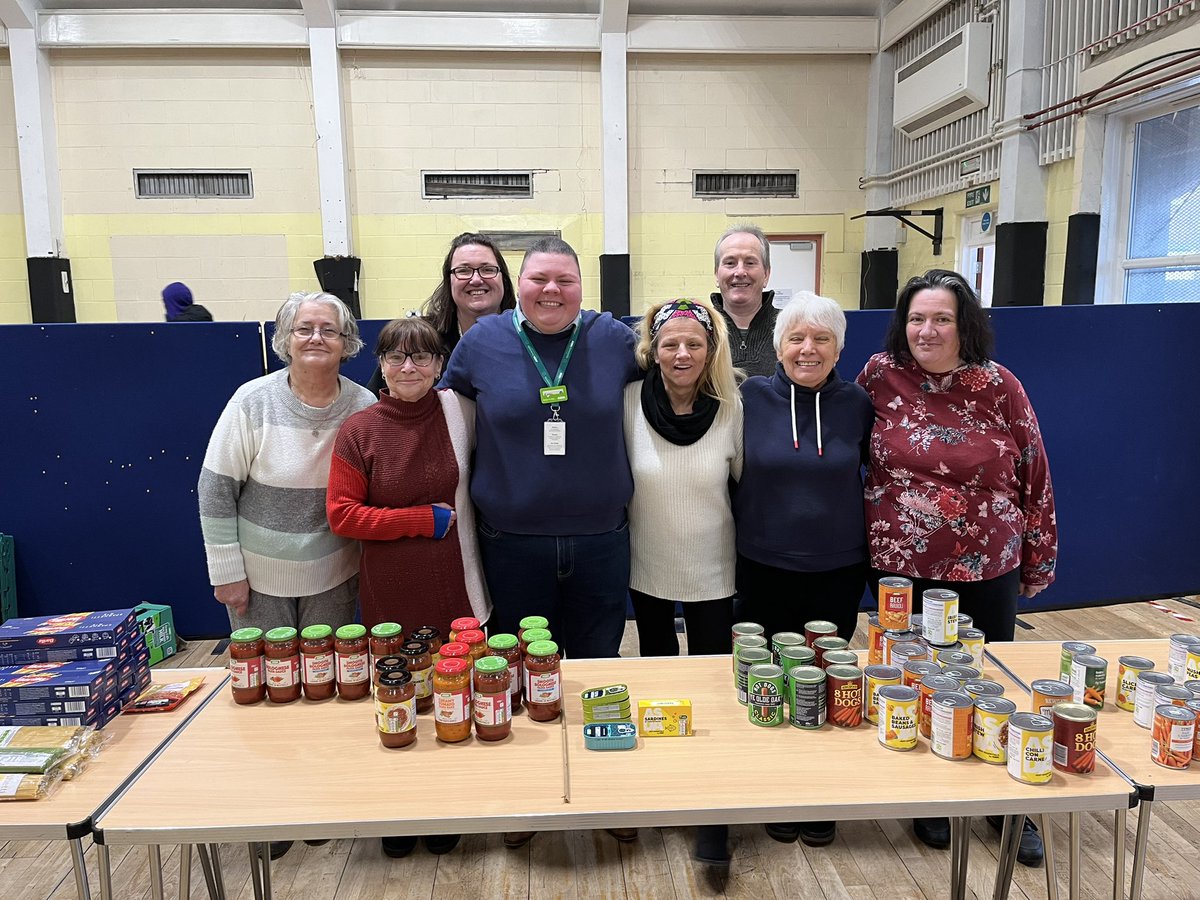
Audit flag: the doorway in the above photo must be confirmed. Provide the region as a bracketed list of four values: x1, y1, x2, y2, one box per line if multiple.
[766, 234, 822, 307]
[960, 213, 996, 307]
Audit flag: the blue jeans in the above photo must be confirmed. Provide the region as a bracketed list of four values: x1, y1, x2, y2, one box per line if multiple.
[477, 519, 630, 659]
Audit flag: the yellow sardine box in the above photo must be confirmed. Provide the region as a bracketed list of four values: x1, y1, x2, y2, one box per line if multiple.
[637, 699, 692, 737]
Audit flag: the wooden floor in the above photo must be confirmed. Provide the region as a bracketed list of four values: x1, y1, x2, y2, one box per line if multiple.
[5, 597, 1200, 900]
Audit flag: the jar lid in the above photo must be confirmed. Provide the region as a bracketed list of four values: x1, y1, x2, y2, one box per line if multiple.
[265, 627, 297, 642]
[335, 624, 367, 641]
[230, 627, 264, 642]
[475, 656, 508, 673]
[375, 656, 406, 673]
[439, 641, 470, 658]
[450, 617, 481, 632]
[410, 626, 439, 639]
[457, 629, 486, 645]
[300, 624, 333, 640]
[487, 633, 519, 650]
[521, 628, 552, 643]
[379, 670, 413, 688]
[370, 622, 403, 638]
[399, 640, 430, 656]
[526, 640, 559, 658]
[519, 616, 549, 630]
[436, 658, 470, 675]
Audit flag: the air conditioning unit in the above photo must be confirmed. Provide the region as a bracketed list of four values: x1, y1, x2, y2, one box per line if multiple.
[893, 23, 992, 140]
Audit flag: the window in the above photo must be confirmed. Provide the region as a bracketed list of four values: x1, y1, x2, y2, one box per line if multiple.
[135, 170, 252, 199]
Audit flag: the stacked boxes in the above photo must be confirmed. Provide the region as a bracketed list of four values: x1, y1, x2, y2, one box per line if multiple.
[0, 609, 151, 728]
[135, 603, 177, 665]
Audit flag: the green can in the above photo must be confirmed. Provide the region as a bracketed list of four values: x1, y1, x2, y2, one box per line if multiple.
[771, 631, 805, 665]
[788, 664, 827, 728]
[733, 634, 769, 673]
[779, 644, 817, 688]
[1059, 642, 1096, 682]
[748, 664, 786, 726]
[736, 647, 772, 705]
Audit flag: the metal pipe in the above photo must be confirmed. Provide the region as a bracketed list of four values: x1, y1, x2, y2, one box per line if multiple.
[1113, 808, 1127, 900]
[149, 845, 165, 900]
[211, 845, 227, 900]
[1042, 813, 1059, 900]
[1069, 812, 1081, 900]
[1081, 0, 1198, 55]
[1026, 48, 1200, 119]
[1027, 60, 1200, 129]
[956, 817, 971, 900]
[69, 838, 93, 900]
[97, 844, 113, 900]
[197, 844, 218, 900]
[179, 844, 192, 900]
[1130, 799, 1155, 900]
[260, 844, 273, 900]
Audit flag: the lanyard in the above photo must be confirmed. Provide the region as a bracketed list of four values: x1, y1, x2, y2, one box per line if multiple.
[514, 315, 579, 389]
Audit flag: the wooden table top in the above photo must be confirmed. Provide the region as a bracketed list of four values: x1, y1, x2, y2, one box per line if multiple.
[987, 639, 1200, 801]
[0, 667, 227, 840]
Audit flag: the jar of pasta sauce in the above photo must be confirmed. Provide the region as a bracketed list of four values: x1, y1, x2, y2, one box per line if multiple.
[473, 656, 512, 741]
[229, 628, 266, 705]
[399, 640, 434, 713]
[439, 641, 471, 661]
[409, 627, 442, 658]
[300, 625, 336, 701]
[518, 615, 549, 642]
[334, 624, 370, 700]
[375, 655, 406, 687]
[376, 670, 417, 748]
[457, 629, 488, 664]
[487, 633, 523, 712]
[369, 622, 404, 672]
[449, 617, 481, 643]
[524, 640, 562, 722]
[519, 627, 552, 659]
[264, 627, 301, 703]
[433, 658, 473, 743]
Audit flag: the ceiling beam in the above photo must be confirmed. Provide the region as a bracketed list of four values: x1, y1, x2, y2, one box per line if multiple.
[599, 0, 628, 35]
[339, 12, 598, 51]
[880, 0, 953, 49]
[0, 0, 37, 31]
[299, 0, 336, 31]
[627, 15, 879, 54]
[39, 11, 309, 48]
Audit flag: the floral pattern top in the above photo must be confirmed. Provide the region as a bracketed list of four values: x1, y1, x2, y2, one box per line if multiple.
[856, 352, 1057, 586]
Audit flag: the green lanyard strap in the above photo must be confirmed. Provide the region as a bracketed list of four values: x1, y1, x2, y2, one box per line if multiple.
[514, 315, 580, 389]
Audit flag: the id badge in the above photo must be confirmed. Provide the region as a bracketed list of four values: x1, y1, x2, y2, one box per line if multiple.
[540, 385, 568, 404]
[544, 420, 566, 455]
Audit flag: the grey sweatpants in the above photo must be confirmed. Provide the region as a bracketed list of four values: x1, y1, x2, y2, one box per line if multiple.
[227, 575, 359, 633]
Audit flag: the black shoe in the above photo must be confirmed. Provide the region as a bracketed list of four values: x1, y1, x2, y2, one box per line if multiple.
[424, 834, 461, 855]
[799, 821, 836, 847]
[303, 839, 330, 847]
[764, 822, 801, 843]
[381, 836, 418, 858]
[913, 816, 951, 849]
[986, 815, 1044, 868]
[692, 824, 730, 866]
[268, 841, 293, 861]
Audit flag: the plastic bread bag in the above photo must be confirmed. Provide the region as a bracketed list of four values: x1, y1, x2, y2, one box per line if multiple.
[0, 725, 89, 755]
[0, 768, 65, 801]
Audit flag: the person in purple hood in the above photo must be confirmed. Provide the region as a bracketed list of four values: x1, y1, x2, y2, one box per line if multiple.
[162, 282, 213, 322]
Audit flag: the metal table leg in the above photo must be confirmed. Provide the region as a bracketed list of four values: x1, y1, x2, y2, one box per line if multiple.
[179, 844, 192, 900]
[1041, 814, 1059, 900]
[949, 817, 962, 900]
[96, 843, 113, 900]
[992, 814, 1023, 900]
[69, 838, 93, 900]
[260, 845, 271, 900]
[210, 844, 227, 900]
[1112, 808, 1126, 900]
[949, 817, 970, 900]
[247, 844, 266, 900]
[1069, 812, 1081, 900]
[197, 844, 220, 900]
[1129, 799, 1154, 900]
[148, 845, 165, 900]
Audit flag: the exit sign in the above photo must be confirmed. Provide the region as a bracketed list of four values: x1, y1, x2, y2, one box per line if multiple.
[965, 186, 991, 208]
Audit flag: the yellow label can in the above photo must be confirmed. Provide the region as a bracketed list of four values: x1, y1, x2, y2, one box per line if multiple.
[1007, 712, 1054, 784]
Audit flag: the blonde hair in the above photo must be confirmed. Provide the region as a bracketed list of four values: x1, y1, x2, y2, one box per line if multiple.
[635, 296, 739, 406]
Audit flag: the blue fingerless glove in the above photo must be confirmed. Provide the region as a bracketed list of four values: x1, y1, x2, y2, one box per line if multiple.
[431, 505, 453, 539]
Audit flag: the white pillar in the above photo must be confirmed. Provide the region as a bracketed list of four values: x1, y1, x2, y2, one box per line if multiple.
[308, 26, 352, 257]
[9, 28, 64, 258]
[600, 31, 629, 257]
[864, 42, 898, 251]
[998, 0, 1047, 224]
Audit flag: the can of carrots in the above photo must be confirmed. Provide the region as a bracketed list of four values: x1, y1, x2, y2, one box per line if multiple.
[1151, 705, 1195, 769]
[1069, 654, 1107, 710]
[1051, 703, 1097, 774]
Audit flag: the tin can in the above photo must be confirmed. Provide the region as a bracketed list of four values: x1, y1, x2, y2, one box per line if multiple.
[877, 685, 919, 751]
[1059, 642, 1096, 682]
[1051, 702, 1098, 774]
[930, 691, 974, 760]
[910, 613, 925, 636]
[747, 664, 786, 727]
[954, 613, 974, 629]
[732, 621, 764, 642]
[1133, 671, 1175, 728]
[1167, 633, 1200, 681]
[921, 589, 959, 646]
[823, 649, 859, 669]
[964, 679, 1005, 701]
[1151, 705, 1196, 769]
[1188, 699, 1200, 759]
[903, 659, 942, 689]
[1116, 656, 1154, 712]
[866, 613, 885, 666]
[1031, 679, 1074, 717]
[958, 628, 986, 669]
[864, 664, 903, 724]
[733, 634, 768, 673]
[826, 664, 864, 728]
[878, 576, 913, 631]
[779, 644, 817, 688]
[1156, 684, 1192, 707]
[1188, 650, 1200, 682]
[1186, 681, 1200, 699]
[881, 629, 918, 666]
[1008, 712, 1054, 784]
[941, 664, 981, 686]
[973, 696, 1016, 764]
[788, 665, 827, 729]
[891, 641, 930, 668]
[1069, 654, 1108, 709]
[919, 674, 962, 738]
[804, 619, 838, 647]
[736, 647, 772, 705]
[771, 631, 805, 666]
[812, 635, 848, 668]
[933, 648, 974, 667]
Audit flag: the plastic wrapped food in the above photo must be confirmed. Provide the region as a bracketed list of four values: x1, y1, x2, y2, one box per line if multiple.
[126, 678, 206, 714]
[0, 769, 64, 801]
[0, 748, 66, 774]
[59, 752, 89, 781]
[0, 725, 89, 754]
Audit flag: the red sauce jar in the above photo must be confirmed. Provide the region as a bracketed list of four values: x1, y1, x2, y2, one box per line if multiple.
[518, 627, 552, 659]
[440, 641, 470, 661]
[300, 624, 336, 701]
[263, 627, 301, 703]
[375, 655, 406, 687]
[449, 617, 481, 642]
[517, 616, 549, 647]
[399, 640, 434, 713]
[433, 658, 473, 743]
[376, 670, 417, 748]
[458, 629, 488, 664]
[524, 640, 562, 722]
[369, 622, 404, 672]
[335, 624, 370, 700]
[229, 628, 266, 704]
[486, 633, 522, 712]
[473, 656, 512, 742]
[409, 627, 442, 657]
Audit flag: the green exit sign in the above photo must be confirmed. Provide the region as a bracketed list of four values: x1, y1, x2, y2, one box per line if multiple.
[966, 186, 991, 208]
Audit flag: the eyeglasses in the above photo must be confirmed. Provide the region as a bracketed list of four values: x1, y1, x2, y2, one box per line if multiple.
[450, 264, 501, 281]
[382, 350, 437, 368]
[291, 326, 345, 340]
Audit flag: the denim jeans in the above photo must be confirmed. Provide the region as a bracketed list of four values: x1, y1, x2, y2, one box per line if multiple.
[477, 519, 630, 659]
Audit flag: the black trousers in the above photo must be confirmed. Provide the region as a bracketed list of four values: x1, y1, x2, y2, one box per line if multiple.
[868, 568, 1021, 643]
[629, 590, 734, 657]
[734, 555, 868, 643]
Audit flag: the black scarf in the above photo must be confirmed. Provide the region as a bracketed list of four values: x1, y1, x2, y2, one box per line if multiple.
[640, 367, 719, 446]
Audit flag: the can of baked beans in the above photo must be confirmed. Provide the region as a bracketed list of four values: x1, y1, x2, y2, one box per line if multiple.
[866, 614, 885, 666]
[919, 674, 962, 739]
[812, 635, 848, 668]
[1069, 654, 1108, 710]
[921, 589, 960, 646]
[1059, 642, 1096, 682]
[1116, 656, 1154, 711]
[1007, 712, 1054, 784]
[881, 629, 918, 665]
[891, 641, 930, 668]
[779, 644, 817, 689]
[733, 634, 768, 674]
[1151, 705, 1195, 769]
[964, 679, 1005, 701]
[1156, 684, 1192, 707]
[1168, 633, 1200, 681]
[958, 628, 986, 669]
[1031, 679, 1074, 717]
[878, 577, 912, 631]
[1188, 699, 1200, 759]
[1134, 671, 1175, 728]
[864, 664, 903, 724]
[1052, 703, 1098, 774]
[973, 696, 1016, 764]
[932, 648, 974, 667]
[736, 647, 772, 705]
[788, 665, 826, 729]
[804, 619, 838, 647]
[826, 664, 864, 728]
[747, 664, 786, 727]
[770, 632, 805, 666]
[941, 664, 981, 686]
[930, 691, 974, 760]
[903, 659, 942, 689]
[877, 685, 919, 751]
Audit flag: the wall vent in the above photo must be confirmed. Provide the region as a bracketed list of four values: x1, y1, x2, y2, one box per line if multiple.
[481, 230, 562, 251]
[422, 171, 533, 199]
[135, 170, 252, 199]
[893, 22, 991, 140]
[694, 171, 798, 199]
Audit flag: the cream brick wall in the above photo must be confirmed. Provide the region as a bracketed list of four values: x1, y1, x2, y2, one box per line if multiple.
[896, 183, 997, 286]
[1043, 159, 1074, 307]
[0, 56, 30, 322]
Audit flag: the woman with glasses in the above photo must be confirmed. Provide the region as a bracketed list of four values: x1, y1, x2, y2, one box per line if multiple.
[198, 291, 375, 633]
[366, 232, 516, 394]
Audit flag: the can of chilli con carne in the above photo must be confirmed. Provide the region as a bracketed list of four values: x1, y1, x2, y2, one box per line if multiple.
[1059, 641, 1096, 682]
[919, 674, 961, 739]
[930, 691, 974, 760]
[788, 665, 827, 729]
[826, 664, 864, 728]
[864, 664, 903, 725]
[973, 696, 1016, 765]
[1134, 671, 1175, 728]
[1116, 656, 1154, 712]
[1052, 702, 1098, 774]
[878, 577, 913, 631]
[1008, 712, 1054, 784]
[747, 664, 786, 727]
[1031, 679, 1074, 718]
[903, 659, 942, 689]
[877, 685, 919, 751]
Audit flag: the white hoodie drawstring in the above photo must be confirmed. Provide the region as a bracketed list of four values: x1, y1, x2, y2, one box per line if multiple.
[790, 384, 798, 450]
[815, 390, 823, 457]
[791, 383, 824, 456]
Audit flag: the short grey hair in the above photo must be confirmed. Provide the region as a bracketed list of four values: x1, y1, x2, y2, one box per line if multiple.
[271, 291, 364, 365]
[773, 292, 848, 354]
[713, 223, 771, 271]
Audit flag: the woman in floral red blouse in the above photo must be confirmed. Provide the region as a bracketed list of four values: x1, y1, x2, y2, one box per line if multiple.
[857, 268, 1057, 863]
